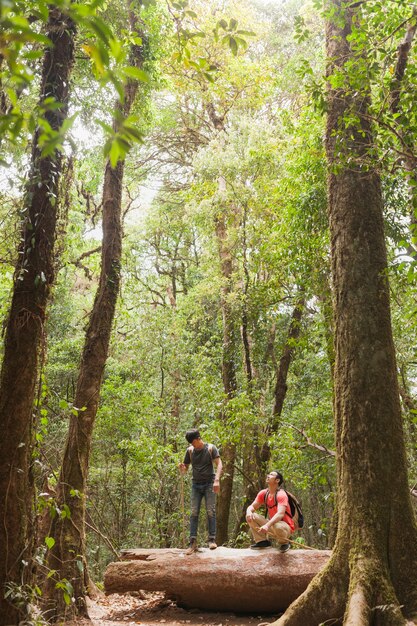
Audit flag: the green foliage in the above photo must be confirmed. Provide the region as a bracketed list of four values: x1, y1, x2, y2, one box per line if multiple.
[213, 17, 256, 56]
[100, 112, 145, 166]
[0, 0, 155, 164]
[1, 0, 416, 585]
[3, 580, 44, 625]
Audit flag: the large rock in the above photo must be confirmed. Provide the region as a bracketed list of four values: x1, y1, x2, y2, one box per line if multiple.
[104, 547, 331, 613]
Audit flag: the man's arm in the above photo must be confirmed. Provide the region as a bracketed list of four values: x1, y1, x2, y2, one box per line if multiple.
[178, 462, 189, 474]
[246, 498, 262, 521]
[179, 448, 191, 474]
[259, 504, 286, 534]
[213, 456, 222, 493]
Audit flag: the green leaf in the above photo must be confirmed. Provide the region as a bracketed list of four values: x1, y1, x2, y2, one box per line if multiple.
[61, 504, 71, 519]
[95, 119, 114, 135]
[85, 16, 114, 44]
[228, 36, 238, 55]
[122, 66, 150, 83]
[108, 139, 123, 168]
[24, 49, 44, 61]
[234, 36, 248, 49]
[45, 536, 55, 549]
[109, 37, 123, 62]
[203, 72, 215, 83]
[125, 127, 144, 142]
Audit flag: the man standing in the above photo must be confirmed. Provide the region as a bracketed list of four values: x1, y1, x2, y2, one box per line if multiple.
[179, 429, 222, 553]
[246, 470, 294, 552]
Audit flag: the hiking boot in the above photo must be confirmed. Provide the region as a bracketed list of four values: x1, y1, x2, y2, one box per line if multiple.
[185, 539, 198, 554]
[279, 543, 290, 553]
[250, 540, 272, 549]
[208, 540, 217, 550]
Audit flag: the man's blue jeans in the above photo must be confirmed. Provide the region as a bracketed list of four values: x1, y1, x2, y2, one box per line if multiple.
[190, 480, 216, 541]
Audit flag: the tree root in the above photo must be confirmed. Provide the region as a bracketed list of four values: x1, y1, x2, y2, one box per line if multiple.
[268, 550, 348, 626]
[343, 556, 408, 626]
[344, 583, 370, 626]
[266, 550, 413, 626]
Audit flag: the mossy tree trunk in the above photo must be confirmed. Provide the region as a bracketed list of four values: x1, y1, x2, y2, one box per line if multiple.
[42, 9, 146, 621]
[0, 9, 76, 624]
[270, 3, 417, 625]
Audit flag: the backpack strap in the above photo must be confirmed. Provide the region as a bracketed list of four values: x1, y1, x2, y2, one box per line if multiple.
[187, 443, 214, 464]
[263, 489, 278, 510]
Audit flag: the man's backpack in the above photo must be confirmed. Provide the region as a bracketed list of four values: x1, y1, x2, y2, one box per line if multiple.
[264, 489, 304, 530]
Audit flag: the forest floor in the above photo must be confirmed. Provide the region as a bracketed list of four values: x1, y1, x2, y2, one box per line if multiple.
[75, 592, 279, 626]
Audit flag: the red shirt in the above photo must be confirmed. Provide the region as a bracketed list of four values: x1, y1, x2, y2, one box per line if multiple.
[256, 488, 295, 533]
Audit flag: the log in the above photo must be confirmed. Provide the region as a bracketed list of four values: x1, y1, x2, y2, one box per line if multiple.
[104, 547, 331, 613]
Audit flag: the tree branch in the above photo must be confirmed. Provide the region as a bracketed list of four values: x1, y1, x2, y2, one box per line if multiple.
[282, 422, 336, 457]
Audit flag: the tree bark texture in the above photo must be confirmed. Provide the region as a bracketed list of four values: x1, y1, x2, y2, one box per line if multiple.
[104, 548, 331, 613]
[0, 9, 76, 625]
[42, 13, 145, 621]
[270, 3, 417, 626]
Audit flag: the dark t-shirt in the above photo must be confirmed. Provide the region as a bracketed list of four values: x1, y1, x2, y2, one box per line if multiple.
[184, 443, 220, 482]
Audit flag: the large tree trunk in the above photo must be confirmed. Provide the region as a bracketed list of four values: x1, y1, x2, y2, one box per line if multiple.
[42, 11, 145, 621]
[270, 3, 417, 626]
[0, 9, 76, 624]
[104, 547, 331, 613]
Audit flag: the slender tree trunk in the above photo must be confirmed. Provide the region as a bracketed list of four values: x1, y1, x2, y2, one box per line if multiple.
[0, 9, 75, 624]
[234, 296, 304, 536]
[203, 104, 239, 545]
[42, 11, 145, 620]
[215, 199, 238, 545]
[317, 270, 335, 378]
[241, 200, 253, 386]
[233, 433, 261, 539]
[232, 201, 261, 539]
[271, 3, 417, 625]
[260, 292, 305, 468]
[398, 366, 417, 467]
[389, 7, 417, 254]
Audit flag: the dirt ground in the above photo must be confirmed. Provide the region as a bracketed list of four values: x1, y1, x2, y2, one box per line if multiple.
[83, 592, 280, 626]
